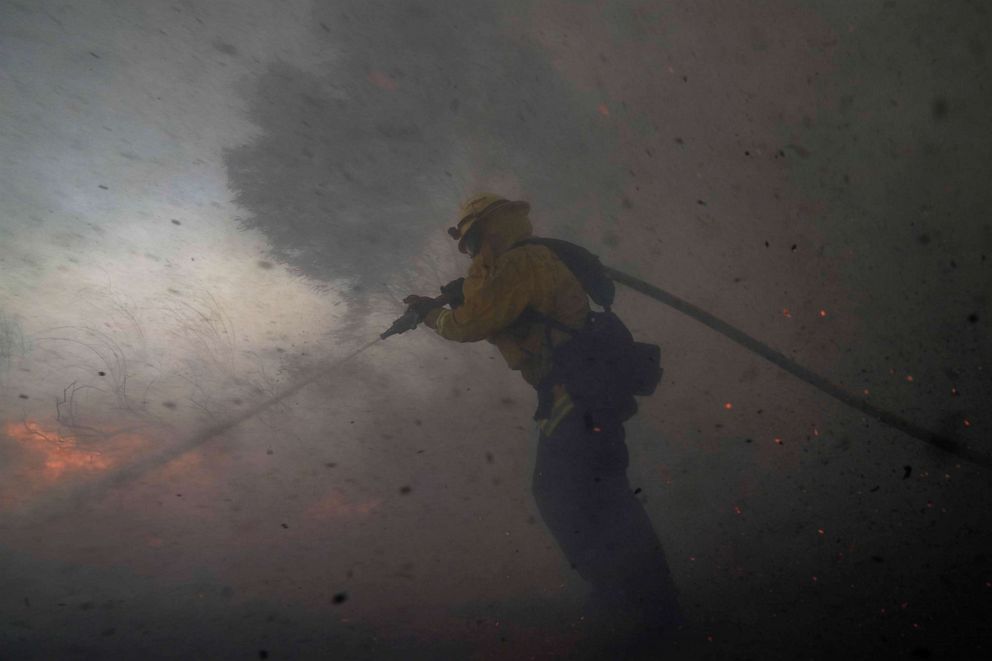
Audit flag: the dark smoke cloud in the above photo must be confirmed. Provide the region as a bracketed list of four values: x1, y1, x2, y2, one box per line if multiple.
[224, 0, 621, 292]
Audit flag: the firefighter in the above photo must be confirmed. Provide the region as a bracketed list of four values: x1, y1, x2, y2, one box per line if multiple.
[404, 193, 683, 645]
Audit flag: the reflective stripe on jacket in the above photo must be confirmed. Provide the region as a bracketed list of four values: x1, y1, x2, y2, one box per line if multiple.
[537, 391, 575, 437]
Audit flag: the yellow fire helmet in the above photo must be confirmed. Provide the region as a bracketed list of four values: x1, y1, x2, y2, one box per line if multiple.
[447, 193, 531, 254]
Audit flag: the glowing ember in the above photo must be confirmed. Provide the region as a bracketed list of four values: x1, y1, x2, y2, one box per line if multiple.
[905, 375, 914, 382]
[773, 437, 783, 445]
[963, 419, 971, 427]
[723, 402, 732, 410]
[818, 309, 827, 317]
[733, 505, 742, 515]
[782, 308, 792, 318]
[817, 528, 825, 535]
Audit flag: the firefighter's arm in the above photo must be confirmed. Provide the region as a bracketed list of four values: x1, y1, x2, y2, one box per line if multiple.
[422, 277, 465, 328]
[432, 254, 532, 342]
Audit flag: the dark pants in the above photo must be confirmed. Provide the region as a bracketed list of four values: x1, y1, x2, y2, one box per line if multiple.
[532, 408, 683, 632]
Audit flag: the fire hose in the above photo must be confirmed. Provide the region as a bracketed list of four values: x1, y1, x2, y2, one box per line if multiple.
[601, 268, 990, 470]
[379, 268, 988, 469]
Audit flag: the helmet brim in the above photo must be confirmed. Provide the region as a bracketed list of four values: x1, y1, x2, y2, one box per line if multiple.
[454, 199, 530, 253]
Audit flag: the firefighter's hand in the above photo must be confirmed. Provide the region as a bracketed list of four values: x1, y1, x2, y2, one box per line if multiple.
[402, 295, 440, 319]
[440, 277, 465, 308]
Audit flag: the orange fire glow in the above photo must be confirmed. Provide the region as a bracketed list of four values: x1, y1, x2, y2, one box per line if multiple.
[306, 488, 381, 520]
[368, 70, 398, 91]
[3, 420, 112, 480]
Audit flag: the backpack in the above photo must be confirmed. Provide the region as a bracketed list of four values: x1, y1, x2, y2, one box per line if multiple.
[511, 238, 663, 425]
[515, 238, 616, 310]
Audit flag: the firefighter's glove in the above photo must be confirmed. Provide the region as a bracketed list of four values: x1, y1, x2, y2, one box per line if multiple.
[402, 295, 441, 320]
[440, 277, 466, 308]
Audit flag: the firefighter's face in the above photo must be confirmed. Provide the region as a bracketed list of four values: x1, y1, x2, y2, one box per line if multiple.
[463, 223, 484, 257]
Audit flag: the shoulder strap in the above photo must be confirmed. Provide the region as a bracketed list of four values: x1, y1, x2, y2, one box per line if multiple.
[511, 237, 615, 311]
